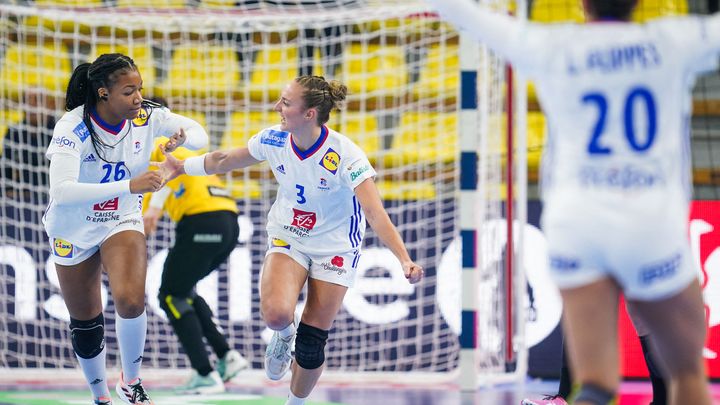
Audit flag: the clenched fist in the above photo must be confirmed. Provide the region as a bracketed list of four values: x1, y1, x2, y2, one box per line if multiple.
[403, 261, 424, 284]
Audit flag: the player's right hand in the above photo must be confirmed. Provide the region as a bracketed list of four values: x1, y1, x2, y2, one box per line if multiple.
[129, 170, 164, 194]
[403, 261, 424, 284]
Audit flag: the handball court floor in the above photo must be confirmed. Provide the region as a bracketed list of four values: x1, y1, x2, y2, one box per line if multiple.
[1, 370, 720, 405]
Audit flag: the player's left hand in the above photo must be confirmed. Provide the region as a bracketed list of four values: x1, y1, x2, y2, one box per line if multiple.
[163, 128, 186, 153]
[151, 144, 184, 183]
[403, 261, 424, 284]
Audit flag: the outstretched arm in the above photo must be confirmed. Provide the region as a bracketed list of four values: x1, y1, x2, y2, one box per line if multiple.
[201, 147, 261, 174]
[157, 145, 261, 180]
[425, 0, 530, 65]
[354, 178, 424, 284]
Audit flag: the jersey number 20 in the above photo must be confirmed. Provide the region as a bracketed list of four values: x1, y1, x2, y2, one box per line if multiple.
[582, 86, 657, 155]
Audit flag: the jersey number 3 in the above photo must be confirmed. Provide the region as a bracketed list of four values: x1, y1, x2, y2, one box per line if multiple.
[582, 86, 657, 155]
[295, 184, 306, 204]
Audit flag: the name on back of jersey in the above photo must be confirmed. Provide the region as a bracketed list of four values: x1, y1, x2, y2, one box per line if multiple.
[260, 129, 288, 147]
[569, 42, 661, 75]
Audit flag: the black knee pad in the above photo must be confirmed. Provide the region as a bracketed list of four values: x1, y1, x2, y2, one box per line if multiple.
[158, 292, 195, 320]
[70, 313, 105, 359]
[574, 383, 617, 405]
[294, 322, 329, 370]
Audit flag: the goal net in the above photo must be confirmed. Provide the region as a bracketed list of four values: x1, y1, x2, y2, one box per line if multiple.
[0, 0, 521, 385]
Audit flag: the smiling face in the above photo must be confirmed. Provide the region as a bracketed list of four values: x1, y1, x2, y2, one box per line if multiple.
[98, 68, 144, 124]
[273, 81, 316, 133]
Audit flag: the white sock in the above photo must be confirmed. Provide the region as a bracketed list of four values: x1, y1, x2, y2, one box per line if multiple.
[76, 345, 110, 399]
[285, 391, 306, 405]
[115, 310, 147, 383]
[277, 322, 296, 340]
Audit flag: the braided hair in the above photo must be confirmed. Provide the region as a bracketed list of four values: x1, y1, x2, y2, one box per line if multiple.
[65, 53, 156, 163]
[295, 75, 347, 126]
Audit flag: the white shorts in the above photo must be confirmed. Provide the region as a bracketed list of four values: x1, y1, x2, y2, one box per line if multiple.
[49, 215, 144, 266]
[542, 202, 699, 301]
[265, 235, 361, 288]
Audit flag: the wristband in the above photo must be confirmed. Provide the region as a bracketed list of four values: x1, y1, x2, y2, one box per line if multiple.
[184, 154, 208, 176]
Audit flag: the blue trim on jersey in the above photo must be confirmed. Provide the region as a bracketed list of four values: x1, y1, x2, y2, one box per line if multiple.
[348, 196, 362, 248]
[681, 113, 692, 199]
[351, 250, 360, 269]
[90, 109, 127, 135]
[291, 125, 328, 160]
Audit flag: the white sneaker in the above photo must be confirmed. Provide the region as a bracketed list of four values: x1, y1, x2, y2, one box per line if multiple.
[115, 373, 153, 404]
[217, 350, 249, 382]
[265, 332, 294, 381]
[175, 370, 226, 395]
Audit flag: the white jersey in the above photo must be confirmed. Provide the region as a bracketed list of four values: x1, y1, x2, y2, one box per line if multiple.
[429, 0, 720, 298]
[524, 18, 719, 220]
[43, 104, 206, 249]
[430, 0, 720, 219]
[247, 125, 376, 255]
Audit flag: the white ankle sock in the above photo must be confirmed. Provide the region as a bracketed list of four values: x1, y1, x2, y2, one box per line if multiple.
[277, 322, 296, 340]
[285, 391, 306, 405]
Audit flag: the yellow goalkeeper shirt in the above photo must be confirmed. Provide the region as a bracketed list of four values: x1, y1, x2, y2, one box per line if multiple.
[144, 138, 237, 222]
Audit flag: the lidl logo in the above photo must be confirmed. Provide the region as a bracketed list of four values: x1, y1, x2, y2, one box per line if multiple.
[132, 107, 150, 127]
[320, 148, 340, 175]
[53, 238, 74, 258]
[271, 238, 290, 249]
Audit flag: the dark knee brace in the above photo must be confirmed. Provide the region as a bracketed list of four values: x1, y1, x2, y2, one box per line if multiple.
[70, 313, 105, 359]
[294, 322, 329, 370]
[574, 383, 617, 405]
[158, 291, 195, 320]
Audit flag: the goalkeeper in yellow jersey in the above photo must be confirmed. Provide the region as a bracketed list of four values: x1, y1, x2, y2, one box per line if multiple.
[143, 138, 248, 394]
